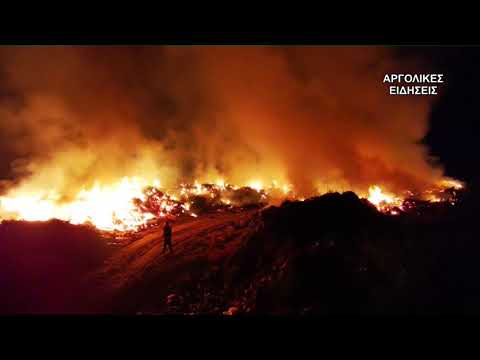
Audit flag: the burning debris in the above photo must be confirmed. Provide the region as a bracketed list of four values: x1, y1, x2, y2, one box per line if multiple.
[0, 176, 465, 233]
[0, 178, 270, 231]
[365, 180, 464, 216]
[0, 47, 463, 236]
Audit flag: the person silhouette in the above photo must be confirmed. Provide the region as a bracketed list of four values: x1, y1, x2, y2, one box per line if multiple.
[163, 220, 173, 254]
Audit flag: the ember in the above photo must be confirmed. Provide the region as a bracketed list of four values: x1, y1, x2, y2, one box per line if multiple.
[0, 176, 465, 232]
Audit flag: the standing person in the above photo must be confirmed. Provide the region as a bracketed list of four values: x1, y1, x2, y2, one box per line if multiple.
[163, 220, 173, 254]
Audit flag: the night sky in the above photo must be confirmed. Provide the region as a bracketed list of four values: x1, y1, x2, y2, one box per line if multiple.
[420, 47, 480, 184]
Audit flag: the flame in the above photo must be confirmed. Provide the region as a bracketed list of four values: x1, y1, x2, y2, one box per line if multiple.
[0, 177, 155, 231]
[424, 194, 442, 203]
[366, 185, 403, 213]
[0, 176, 465, 232]
[215, 179, 226, 189]
[248, 180, 263, 192]
[364, 181, 464, 214]
[0, 177, 289, 231]
[439, 178, 464, 190]
[367, 185, 397, 206]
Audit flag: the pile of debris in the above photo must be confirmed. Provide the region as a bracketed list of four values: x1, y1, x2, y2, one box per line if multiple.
[156, 189, 470, 315]
[131, 183, 269, 228]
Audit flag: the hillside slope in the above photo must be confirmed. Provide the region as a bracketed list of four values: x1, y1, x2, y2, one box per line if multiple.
[1, 190, 477, 315]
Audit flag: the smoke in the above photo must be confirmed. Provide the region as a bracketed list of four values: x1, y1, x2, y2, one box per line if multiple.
[0, 46, 444, 199]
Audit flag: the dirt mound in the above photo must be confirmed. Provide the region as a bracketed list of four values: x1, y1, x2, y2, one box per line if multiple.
[139, 192, 404, 315]
[213, 189, 480, 315]
[0, 220, 110, 314]
[220, 192, 398, 315]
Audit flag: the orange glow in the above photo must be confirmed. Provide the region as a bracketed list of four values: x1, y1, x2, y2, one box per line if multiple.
[215, 179, 226, 189]
[439, 178, 464, 190]
[0, 177, 156, 231]
[0, 177, 465, 232]
[366, 185, 403, 212]
[367, 185, 397, 206]
[248, 180, 263, 192]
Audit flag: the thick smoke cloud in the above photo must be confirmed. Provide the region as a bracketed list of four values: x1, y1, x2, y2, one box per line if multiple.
[0, 46, 444, 199]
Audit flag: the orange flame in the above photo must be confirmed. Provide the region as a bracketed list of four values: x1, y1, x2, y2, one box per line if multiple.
[0, 177, 464, 231]
[0, 177, 156, 231]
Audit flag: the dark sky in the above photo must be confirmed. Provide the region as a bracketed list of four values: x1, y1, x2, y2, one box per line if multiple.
[418, 47, 480, 184]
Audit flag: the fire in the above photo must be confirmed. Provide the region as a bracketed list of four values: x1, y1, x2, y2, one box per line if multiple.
[0, 177, 287, 231]
[215, 179, 226, 189]
[248, 180, 263, 192]
[0, 176, 465, 232]
[367, 185, 402, 208]
[364, 181, 464, 214]
[439, 178, 464, 190]
[0, 177, 156, 231]
[424, 194, 442, 203]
